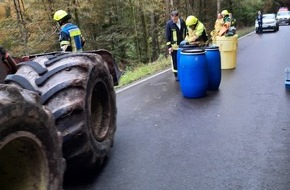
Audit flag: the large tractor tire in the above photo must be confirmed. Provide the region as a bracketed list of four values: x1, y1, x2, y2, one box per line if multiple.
[5, 53, 117, 173]
[0, 84, 63, 190]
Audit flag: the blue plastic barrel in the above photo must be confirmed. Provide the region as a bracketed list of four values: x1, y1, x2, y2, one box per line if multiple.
[177, 45, 198, 80]
[177, 47, 182, 64]
[205, 46, 221, 90]
[178, 49, 208, 98]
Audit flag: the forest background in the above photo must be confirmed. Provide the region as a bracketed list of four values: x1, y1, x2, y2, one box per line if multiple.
[0, 0, 289, 71]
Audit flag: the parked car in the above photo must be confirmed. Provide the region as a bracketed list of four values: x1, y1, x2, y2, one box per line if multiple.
[255, 13, 279, 33]
[278, 7, 288, 12]
[276, 11, 290, 25]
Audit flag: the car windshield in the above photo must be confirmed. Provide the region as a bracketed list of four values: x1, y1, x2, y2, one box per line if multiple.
[277, 11, 290, 16]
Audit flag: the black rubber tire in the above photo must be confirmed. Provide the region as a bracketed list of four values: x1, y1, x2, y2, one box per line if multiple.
[0, 84, 63, 190]
[5, 53, 117, 172]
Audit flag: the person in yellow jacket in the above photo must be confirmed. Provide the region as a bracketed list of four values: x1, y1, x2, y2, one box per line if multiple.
[215, 13, 224, 32]
[218, 10, 231, 36]
[210, 13, 224, 44]
[180, 15, 208, 46]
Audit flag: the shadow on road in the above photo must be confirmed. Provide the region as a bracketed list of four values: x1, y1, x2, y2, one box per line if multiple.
[63, 157, 110, 189]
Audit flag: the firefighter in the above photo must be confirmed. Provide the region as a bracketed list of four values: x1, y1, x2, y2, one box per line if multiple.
[165, 10, 187, 80]
[218, 10, 231, 36]
[210, 13, 224, 44]
[53, 10, 85, 52]
[215, 13, 224, 33]
[182, 15, 208, 46]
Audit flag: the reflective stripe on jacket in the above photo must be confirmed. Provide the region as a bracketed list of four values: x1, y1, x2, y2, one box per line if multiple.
[60, 23, 83, 52]
[165, 19, 187, 50]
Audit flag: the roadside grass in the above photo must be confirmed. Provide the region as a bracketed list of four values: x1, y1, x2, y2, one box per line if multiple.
[116, 57, 171, 88]
[116, 26, 254, 89]
[236, 26, 255, 37]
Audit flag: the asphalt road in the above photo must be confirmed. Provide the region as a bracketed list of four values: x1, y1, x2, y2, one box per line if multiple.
[66, 27, 290, 190]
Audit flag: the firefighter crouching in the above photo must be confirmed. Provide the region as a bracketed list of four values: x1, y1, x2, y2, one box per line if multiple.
[218, 10, 232, 36]
[180, 15, 208, 47]
[165, 10, 187, 80]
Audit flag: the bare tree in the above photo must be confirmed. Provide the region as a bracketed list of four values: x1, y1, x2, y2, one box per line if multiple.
[150, 11, 158, 62]
[13, 0, 29, 55]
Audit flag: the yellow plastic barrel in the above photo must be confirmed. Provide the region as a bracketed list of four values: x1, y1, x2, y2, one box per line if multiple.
[216, 34, 238, 69]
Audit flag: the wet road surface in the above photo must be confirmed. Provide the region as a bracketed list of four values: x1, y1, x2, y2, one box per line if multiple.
[66, 27, 290, 190]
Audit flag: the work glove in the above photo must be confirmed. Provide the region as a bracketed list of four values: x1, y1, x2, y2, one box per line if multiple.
[180, 40, 188, 45]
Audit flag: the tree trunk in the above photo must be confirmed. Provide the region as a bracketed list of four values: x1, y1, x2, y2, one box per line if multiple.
[72, 0, 80, 26]
[165, 0, 171, 20]
[129, 0, 141, 63]
[217, 0, 220, 14]
[13, 0, 29, 55]
[151, 12, 158, 62]
[140, 6, 149, 63]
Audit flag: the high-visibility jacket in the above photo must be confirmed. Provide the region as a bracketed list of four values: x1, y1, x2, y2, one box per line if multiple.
[231, 17, 237, 27]
[218, 15, 232, 36]
[223, 15, 231, 28]
[166, 19, 187, 50]
[215, 18, 224, 33]
[59, 23, 83, 52]
[185, 21, 208, 44]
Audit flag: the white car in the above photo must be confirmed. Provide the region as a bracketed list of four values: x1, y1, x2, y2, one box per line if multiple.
[277, 11, 290, 25]
[255, 13, 279, 33]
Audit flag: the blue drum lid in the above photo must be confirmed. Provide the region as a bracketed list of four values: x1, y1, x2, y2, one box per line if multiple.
[205, 45, 219, 51]
[181, 49, 205, 54]
[179, 44, 198, 49]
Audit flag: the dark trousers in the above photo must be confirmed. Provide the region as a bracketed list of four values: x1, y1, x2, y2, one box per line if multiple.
[258, 22, 262, 34]
[171, 50, 178, 76]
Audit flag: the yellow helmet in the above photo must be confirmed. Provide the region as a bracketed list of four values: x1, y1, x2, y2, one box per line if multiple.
[53, 10, 68, 21]
[221, 10, 229, 16]
[186, 15, 198, 26]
